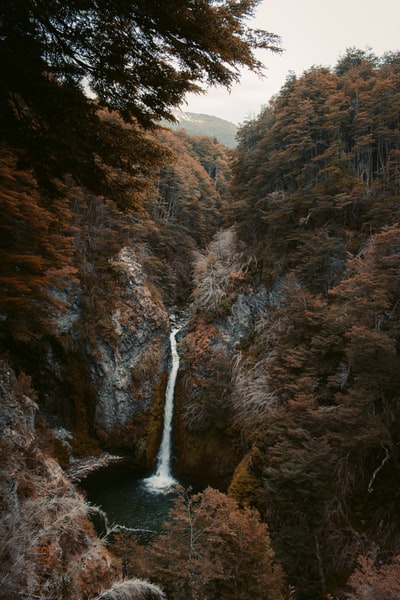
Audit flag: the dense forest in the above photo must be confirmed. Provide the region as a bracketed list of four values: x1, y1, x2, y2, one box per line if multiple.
[1, 2, 400, 600]
[226, 48, 400, 598]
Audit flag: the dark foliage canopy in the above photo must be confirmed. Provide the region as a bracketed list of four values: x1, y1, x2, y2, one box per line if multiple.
[0, 0, 280, 204]
[0, 1, 280, 343]
[1, 0, 280, 126]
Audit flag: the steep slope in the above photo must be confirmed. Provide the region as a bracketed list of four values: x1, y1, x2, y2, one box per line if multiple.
[221, 48, 400, 598]
[0, 120, 232, 597]
[167, 48, 400, 600]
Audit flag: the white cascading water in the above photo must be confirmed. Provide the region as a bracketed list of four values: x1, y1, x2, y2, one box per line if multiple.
[144, 324, 180, 492]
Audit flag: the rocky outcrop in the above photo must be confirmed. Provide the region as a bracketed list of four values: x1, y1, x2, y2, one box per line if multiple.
[214, 285, 273, 352]
[9, 243, 172, 464]
[90, 247, 169, 452]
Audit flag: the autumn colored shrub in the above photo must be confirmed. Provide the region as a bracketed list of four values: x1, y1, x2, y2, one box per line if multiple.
[119, 486, 287, 600]
[0, 150, 76, 342]
[347, 555, 400, 600]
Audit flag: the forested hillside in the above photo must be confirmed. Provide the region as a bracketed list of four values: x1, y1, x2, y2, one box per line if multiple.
[1, 1, 400, 599]
[224, 48, 400, 598]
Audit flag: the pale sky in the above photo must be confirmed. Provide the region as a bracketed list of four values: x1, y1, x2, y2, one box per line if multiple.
[182, 0, 400, 124]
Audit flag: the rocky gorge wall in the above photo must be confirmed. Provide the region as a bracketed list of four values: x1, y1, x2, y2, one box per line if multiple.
[4, 222, 274, 493]
[0, 217, 281, 594]
[173, 284, 274, 489]
[88, 246, 170, 459]
[10, 243, 172, 470]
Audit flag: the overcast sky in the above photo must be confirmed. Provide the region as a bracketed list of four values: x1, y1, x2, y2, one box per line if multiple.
[182, 0, 400, 124]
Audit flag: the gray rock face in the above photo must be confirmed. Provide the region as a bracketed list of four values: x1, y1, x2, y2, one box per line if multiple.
[209, 285, 273, 355]
[91, 247, 169, 433]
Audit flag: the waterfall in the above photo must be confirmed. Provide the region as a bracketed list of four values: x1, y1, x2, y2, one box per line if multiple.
[144, 324, 180, 492]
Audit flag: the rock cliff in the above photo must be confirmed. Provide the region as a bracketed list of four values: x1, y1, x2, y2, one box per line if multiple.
[89, 247, 169, 455]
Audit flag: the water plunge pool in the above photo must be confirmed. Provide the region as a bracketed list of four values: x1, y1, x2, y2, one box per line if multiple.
[82, 464, 178, 536]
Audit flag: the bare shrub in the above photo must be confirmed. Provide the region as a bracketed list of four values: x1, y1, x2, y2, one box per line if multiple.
[0, 489, 92, 594]
[191, 226, 249, 313]
[93, 578, 166, 600]
[230, 351, 278, 437]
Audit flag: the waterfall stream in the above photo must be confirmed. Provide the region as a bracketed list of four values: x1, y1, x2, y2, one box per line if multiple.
[82, 319, 183, 531]
[144, 324, 180, 492]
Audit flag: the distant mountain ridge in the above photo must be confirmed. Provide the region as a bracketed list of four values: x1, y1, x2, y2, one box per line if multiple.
[163, 110, 238, 148]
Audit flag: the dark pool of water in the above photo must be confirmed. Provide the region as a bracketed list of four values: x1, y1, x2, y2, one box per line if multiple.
[81, 464, 178, 537]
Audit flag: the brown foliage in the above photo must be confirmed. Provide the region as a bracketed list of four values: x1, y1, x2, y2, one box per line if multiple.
[0, 150, 76, 341]
[347, 555, 400, 599]
[124, 486, 287, 600]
